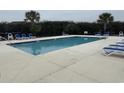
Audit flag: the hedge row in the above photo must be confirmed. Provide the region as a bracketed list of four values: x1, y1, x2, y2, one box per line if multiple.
[0, 21, 124, 36]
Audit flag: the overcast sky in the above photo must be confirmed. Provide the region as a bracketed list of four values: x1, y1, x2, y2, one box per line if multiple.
[0, 10, 124, 22]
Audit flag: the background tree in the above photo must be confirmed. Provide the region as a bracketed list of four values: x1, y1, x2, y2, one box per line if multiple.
[97, 12, 114, 33]
[63, 23, 81, 35]
[25, 10, 41, 35]
[1, 21, 123, 37]
[25, 10, 40, 23]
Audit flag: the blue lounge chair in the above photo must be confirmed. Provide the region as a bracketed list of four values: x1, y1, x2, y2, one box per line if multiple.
[109, 44, 124, 47]
[116, 42, 124, 45]
[28, 33, 33, 39]
[15, 34, 21, 40]
[22, 34, 28, 39]
[103, 46, 124, 55]
[103, 32, 110, 36]
[95, 32, 102, 36]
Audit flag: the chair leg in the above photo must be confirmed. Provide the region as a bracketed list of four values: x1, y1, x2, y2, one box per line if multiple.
[103, 50, 113, 56]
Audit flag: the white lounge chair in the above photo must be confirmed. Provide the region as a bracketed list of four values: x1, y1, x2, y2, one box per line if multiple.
[8, 33, 14, 40]
[119, 31, 124, 36]
[84, 31, 88, 35]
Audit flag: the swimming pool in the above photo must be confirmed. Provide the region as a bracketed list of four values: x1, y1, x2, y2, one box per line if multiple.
[10, 36, 102, 55]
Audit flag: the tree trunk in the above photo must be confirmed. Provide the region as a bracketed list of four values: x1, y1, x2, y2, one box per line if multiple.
[104, 23, 107, 32]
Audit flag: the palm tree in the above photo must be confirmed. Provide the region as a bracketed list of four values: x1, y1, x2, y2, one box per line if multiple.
[25, 10, 40, 23]
[24, 11, 41, 35]
[97, 13, 114, 33]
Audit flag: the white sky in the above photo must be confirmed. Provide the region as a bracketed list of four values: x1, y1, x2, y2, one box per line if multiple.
[0, 10, 124, 22]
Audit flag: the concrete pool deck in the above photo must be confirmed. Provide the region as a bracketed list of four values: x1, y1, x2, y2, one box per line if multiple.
[0, 35, 124, 83]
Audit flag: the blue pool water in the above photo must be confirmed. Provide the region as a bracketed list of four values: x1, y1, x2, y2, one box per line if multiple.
[10, 37, 102, 55]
